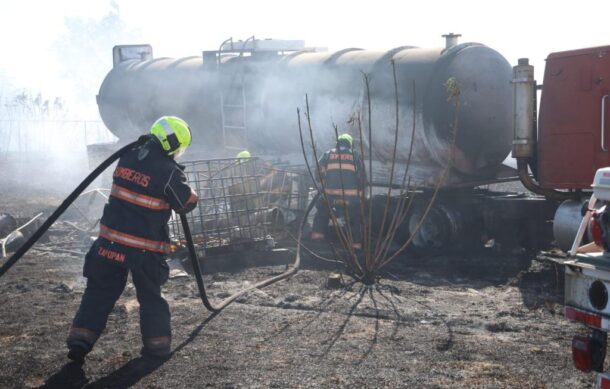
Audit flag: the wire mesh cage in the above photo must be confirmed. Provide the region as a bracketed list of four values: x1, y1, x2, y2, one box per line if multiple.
[257, 163, 311, 231]
[168, 158, 311, 253]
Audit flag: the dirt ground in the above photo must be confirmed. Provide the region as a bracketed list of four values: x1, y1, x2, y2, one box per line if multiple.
[0, 183, 600, 389]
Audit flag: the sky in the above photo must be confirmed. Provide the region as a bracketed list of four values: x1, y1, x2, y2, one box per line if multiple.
[1, 0, 609, 119]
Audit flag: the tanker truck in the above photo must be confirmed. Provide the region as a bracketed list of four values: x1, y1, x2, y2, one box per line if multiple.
[95, 34, 558, 252]
[96, 35, 610, 383]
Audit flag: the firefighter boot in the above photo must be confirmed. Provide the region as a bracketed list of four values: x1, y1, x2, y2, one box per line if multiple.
[67, 346, 88, 365]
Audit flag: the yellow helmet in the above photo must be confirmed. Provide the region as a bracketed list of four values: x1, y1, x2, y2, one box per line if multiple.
[236, 150, 251, 159]
[337, 133, 353, 147]
[150, 116, 192, 157]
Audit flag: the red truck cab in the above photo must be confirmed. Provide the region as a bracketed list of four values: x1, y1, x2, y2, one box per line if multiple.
[538, 46, 610, 189]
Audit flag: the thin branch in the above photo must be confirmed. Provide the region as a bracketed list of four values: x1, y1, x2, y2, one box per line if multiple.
[281, 227, 343, 264]
[364, 72, 374, 274]
[297, 107, 320, 192]
[373, 60, 400, 260]
[305, 95, 362, 275]
[374, 80, 418, 265]
[379, 78, 461, 268]
[332, 122, 356, 250]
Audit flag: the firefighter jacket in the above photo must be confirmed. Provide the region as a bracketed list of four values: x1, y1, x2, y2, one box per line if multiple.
[99, 140, 198, 254]
[317, 147, 366, 199]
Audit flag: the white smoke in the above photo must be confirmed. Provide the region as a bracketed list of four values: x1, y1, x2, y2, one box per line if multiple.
[0, 1, 135, 194]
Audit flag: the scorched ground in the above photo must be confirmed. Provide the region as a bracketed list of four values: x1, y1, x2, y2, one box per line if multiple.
[0, 188, 597, 388]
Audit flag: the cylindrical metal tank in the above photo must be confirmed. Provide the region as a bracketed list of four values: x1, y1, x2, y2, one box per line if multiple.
[97, 56, 228, 150]
[97, 42, 512, 187]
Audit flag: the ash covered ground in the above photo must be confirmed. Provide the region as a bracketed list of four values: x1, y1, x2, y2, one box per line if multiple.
[0, 183, 600, 389]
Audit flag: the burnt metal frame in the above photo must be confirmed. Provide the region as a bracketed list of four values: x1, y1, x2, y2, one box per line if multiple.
[169, 157, 310, 252]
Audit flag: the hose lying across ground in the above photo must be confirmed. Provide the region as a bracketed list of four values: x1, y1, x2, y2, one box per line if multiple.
[181, 192, 319, 312]
[0, 134, 316, 313]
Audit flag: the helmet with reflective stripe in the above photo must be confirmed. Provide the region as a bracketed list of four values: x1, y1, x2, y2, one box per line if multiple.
[337, 133, 353, 148]
[150, 116, 192, 157]
[236, 150, 251, 159]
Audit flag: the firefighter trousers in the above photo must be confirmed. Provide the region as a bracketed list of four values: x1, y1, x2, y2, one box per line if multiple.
[68, 238, 170, 355]
[312, 196, 362, 244]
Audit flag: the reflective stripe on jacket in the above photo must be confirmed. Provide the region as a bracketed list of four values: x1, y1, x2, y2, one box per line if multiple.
[317, 147, 366, 199]
[110, 184, 170, 210]
[99, 224, 171, 253]
[100, 140, 198, 251]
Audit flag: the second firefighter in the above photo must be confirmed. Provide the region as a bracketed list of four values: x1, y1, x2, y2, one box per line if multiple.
[311, 133, 366, 250]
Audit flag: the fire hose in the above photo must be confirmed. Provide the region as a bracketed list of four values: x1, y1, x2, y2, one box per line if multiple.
[0, 134, 317, 313]
[0, 138, 144, 278]
[180, 192, 318, 312]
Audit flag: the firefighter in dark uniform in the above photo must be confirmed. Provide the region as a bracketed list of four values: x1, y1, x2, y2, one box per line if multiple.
[311, 133, 366, 249]
[67, 116, 199, 363]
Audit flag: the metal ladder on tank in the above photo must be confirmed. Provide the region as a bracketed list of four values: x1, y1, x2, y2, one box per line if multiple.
[219, 82, 247, 151]
[217, 36, 254, 152]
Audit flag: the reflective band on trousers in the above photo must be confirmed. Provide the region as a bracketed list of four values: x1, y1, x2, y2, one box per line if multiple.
[326, 163, 356, 172]
[99, 224, 170, 253]
[324, 188, 361, 196]
[68, 326, 99, 344]
[111, 184, 170, 210]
